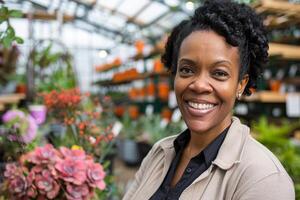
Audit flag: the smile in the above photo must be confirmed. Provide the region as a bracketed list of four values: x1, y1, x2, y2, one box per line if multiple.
[187, 101, 215, 110]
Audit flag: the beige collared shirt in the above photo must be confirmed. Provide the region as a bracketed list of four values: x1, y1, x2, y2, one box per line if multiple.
[123, 117, 295, 200]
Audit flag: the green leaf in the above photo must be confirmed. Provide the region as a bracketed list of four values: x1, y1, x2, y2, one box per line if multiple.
[3, 36, 12, 48]
[15, 36, 24, 44]
[7, 26, 15, 37]
[0, 6, 9, 17]
[9, 10, 23, 18]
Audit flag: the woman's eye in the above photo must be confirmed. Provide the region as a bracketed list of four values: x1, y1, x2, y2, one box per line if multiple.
[179, 67, 193, 75]
[213, 70, 229, 79]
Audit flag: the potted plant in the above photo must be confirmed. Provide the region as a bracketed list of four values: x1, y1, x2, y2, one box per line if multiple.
[118, 112, 142, 166]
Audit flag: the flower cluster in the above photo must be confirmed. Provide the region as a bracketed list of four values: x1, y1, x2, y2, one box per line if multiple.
[3, 144, 106, 200]
[1, 109, 37, 143]
[42, 88, 117, 163]
[43, 88, 83, 110]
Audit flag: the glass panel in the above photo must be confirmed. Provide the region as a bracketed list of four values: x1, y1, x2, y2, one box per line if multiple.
[30, 0, 50, 7]
[136, 1, 169, 24]
[97, 0, 123, 10]
[117, 0, 150, 17]
[156, 11, 188, 29]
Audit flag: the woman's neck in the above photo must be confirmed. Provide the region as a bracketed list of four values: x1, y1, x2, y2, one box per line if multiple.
[187, 118, 231, 157]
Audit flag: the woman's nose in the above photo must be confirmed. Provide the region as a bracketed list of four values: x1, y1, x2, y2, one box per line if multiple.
[188, 75, 213, 94]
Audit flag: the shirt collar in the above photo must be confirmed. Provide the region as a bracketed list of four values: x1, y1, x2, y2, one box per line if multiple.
[158, 117, 249, 170]
[212, 117, 249, 169]
[202, 127, 228, 166]
[173, 126, 229, 166]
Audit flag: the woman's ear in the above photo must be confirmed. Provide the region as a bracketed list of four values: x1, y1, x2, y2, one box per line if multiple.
[237, 74, 249, 96]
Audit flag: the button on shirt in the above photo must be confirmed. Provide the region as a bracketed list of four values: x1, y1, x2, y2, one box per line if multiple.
[150, 126, 229, 200]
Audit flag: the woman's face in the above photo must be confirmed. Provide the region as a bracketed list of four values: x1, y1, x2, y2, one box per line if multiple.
[175, 30, 248, 135]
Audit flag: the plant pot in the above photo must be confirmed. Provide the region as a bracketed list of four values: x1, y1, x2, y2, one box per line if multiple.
[118, 139, 140, 167]
[29, 105, 47, 125]
[15, 83, 26, 94]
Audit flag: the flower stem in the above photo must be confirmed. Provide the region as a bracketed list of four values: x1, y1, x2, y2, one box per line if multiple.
[70, 124, 78, 144]
[99, 140, 115, 164]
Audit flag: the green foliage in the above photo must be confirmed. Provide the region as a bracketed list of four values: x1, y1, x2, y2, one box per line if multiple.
[120, 112, 141, 140]
[0, 6, 23, 48]
[139, 114, 185, 144]
[30, 42, 77, 93]
[252, 117, 300, 199]
[93, 160, 120, 199]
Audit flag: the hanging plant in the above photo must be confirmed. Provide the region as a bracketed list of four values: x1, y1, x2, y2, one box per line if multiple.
[0, 5, 23, 48]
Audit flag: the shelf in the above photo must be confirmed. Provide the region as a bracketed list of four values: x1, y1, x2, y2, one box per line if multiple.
[282, 78, 300, 85]
[95, 46, 163, 73]
[0, 93, 25, 111]
[95, 64, 121, 73]
[241, 91, 299, 103]
[22, 11, 74, 22]
[131, 46, 163, 61]
[269, 43, 300, 60]
[253, 0, 300, 29]
[94, 71, 170, 86]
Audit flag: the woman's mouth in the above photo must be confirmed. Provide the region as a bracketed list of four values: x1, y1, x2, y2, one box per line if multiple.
[188, 101, 215, 110]
[185, 101, 217, 117]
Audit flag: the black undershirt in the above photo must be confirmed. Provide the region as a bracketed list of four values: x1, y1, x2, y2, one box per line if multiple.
[150, 126, 229, 200]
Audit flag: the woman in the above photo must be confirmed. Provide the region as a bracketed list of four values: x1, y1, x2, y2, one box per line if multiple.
[123, 1, 295, 199]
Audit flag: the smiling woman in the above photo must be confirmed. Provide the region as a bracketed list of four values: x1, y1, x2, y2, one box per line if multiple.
[123, 1, 295, 200]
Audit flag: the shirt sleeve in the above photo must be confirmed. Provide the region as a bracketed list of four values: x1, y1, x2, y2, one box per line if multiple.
[122, 145, 156, 200]
[233, 172, 295, 200]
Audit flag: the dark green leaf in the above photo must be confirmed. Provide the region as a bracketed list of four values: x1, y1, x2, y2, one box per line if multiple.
[15, 36, 24, 44]
[0, 14, 8, 22]
[9, 10, 23, 18]
[0, 6, 9, 16]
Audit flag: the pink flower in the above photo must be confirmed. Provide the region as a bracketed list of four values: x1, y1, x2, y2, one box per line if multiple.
[34, 169, 60, 199]
[60, 147, 86, 160]
[7, 173, 28, 198]
[4, 163, 21, 179]
[55, 158, 87, 185]
[4, 163, 37, 199]
[2, 109, 37, 143]
[66, 183, 90, 200]
[26, 144, 61, 165]
[86, 162, 106, 190]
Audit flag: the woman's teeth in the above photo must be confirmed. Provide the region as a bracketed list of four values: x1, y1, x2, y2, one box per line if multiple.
[188, 102, 215, 110]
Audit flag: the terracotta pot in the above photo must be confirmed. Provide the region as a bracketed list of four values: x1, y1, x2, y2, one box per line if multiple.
[128, 105, 139, 119]
[158, 82, 170, 101]
[161, 107, 172, 122]
[135, 40, 145, 55]
[153, 59, 164, 73]
[15, 84, 26, 94]
[269, 79, 281, 92]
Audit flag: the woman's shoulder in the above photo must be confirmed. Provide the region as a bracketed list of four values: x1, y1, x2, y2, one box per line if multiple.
[151, 134, 179, 151]
[242, 136, 288, 174]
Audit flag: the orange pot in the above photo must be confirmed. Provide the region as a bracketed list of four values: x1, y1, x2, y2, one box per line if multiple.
[135, 40, 145, 55]
[128, 105, 139, 119]
[153, 59, 164, 73]
[146, 81, 155, 97]
[129, 88, 138, 100]
[114, 105, 125, 117]
[269, 80, 281, 92]
[15, 84, 26, 94]
[158, 82, 170, 101]
[161, 107, 172, 122]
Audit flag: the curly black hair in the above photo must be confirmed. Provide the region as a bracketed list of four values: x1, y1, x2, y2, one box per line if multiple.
[161, 0, 269, 96]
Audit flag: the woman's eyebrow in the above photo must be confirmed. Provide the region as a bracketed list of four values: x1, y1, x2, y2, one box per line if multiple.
[178, 58, 196, 64]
